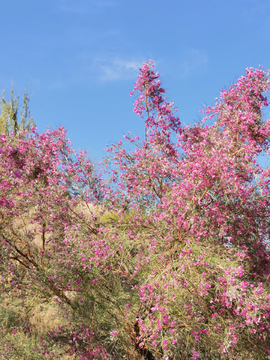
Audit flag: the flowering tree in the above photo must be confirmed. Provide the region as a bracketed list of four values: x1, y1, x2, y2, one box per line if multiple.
[1, 61, 270, 359]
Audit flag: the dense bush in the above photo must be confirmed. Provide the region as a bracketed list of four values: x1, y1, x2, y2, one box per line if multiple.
[1, 61, 270, 359]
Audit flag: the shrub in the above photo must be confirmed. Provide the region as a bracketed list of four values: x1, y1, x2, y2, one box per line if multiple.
[1, 61, 270, 359]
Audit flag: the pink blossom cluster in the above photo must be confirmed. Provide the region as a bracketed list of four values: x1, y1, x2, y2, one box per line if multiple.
[1, 61, 270, 359]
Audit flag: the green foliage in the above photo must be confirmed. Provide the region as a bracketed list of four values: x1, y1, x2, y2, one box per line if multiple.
[0, 83, 35, 136]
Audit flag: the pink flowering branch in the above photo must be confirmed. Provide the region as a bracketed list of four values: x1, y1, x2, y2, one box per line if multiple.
[1, 62, 270, 359]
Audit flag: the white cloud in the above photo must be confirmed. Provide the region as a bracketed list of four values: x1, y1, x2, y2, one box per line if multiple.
[179, 49, 208, 78]
[96, 58, 143, 82]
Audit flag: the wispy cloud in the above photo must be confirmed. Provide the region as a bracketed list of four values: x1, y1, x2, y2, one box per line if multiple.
[37, 56, 143, 89]
[178, 49, 208, 78]
[95, 58, 143, 82]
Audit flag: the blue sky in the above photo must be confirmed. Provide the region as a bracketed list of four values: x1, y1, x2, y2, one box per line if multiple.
[1, 0, 270, 163]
